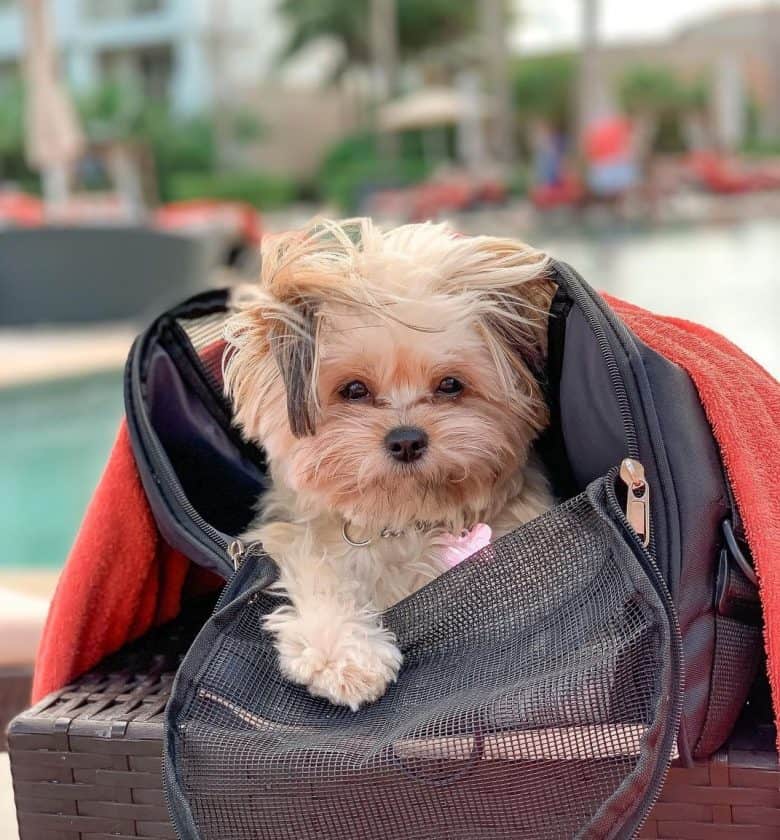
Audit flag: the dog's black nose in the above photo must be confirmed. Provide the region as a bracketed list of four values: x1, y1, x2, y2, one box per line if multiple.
[385, 426, 428, 463]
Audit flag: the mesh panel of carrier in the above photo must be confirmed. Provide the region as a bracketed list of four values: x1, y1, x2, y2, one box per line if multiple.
[177, 310, 228, 393]
[167, 484, 675, 840]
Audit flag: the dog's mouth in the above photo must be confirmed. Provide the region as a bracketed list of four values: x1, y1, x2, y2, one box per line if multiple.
[381, 458, 475, 493]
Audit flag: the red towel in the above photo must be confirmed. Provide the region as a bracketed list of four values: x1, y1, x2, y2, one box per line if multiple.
[33, 297, 780, 748]
[32, 422, 220, 701]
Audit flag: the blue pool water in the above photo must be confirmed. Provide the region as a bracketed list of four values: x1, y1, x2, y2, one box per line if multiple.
[1, 371, 124, 570]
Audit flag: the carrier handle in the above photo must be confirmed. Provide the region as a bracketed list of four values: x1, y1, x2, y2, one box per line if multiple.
[716, 519, 761, 625]
[721, 519, 758, 588]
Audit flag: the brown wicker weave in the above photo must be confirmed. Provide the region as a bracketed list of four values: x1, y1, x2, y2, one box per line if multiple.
[7, 605, 779, 840]
[640, 736, 780, 838]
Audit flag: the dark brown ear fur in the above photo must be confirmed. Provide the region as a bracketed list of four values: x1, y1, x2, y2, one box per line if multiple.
[267, 299, 318, 437]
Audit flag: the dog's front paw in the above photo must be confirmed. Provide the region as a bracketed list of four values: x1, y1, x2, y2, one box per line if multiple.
[270, 611, 402, 710]
[304, 634, 402, 710]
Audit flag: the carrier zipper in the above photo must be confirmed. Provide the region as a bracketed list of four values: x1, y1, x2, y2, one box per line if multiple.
[226, 539, 265, 571]
[619, 458, 650, 548]
[228, 539, 247, 571]
[605, 465, 684, 838]
[210, 539, 268, 617]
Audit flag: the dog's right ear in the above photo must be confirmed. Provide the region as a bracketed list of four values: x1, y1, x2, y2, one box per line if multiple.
[224, 227, 325, 439]
[226, 221, 365, 439]
[223, 288, 320, 439]
[265, 296, 319, 437]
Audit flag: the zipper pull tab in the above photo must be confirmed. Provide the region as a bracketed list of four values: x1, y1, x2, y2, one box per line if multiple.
[619, 458, 651, 547]
[227, 539, 246, 571]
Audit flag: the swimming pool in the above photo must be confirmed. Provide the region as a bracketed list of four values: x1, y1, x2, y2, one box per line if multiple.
[1, 371, 124, 570]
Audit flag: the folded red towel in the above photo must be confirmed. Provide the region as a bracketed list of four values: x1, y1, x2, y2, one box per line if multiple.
[33, 297, 780, 748]
[32, 422, 220, 701]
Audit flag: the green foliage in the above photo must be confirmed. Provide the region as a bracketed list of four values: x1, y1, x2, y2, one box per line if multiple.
[230, 110, 264, 144]
[75, 81, 222, 199]
[505, 164, 530, 197]
[166, 170, 298, 209]
[742, 137, 780, 156]
[0, 75, 38, 186]
[677, 76, 709, 112]
[396, 0, 477, 55]
[653, 114, 686, 154]
[512, 53, 576, 131]
[77, 83, 216, 176]
[619, 65, 685, 116]
[278, 0, 476, 75]
[0, 77, 276, 204]
[0, 76, 25, 157]
[77, 81, 261, 169]
[317, 130, 433, 210]
[619, 65, 708, 118]
[139, 106, 216, 180]
[619, 65, 711, 153]
[320, 131, 377, 173]
[77, 81, 143, 140]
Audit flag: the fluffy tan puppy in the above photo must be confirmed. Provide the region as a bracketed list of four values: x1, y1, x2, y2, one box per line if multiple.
[224, 218, 554, 710]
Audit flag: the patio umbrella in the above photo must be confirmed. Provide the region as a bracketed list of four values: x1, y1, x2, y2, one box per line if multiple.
[378, 87, 471, 132]
[378, 86, 493, 170]
[22, 0, 85, 211]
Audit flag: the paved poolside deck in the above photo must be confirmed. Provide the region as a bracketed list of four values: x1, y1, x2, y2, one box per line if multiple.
[0, 572, 60, 601]
[0, 324, 135, 389]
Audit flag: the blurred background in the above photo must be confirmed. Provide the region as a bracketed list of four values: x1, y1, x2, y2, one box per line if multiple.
[0, 2, 779, 826]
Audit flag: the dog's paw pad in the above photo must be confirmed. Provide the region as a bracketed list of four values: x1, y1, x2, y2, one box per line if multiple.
[279, 634, 402, 711]
[308, 644, 402, 711]
[277, 643, 328, 685]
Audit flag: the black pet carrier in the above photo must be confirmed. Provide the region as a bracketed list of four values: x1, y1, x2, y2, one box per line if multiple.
[123, 261, 761, 839]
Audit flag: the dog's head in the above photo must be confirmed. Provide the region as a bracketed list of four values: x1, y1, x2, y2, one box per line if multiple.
[224, 219, 553, 531]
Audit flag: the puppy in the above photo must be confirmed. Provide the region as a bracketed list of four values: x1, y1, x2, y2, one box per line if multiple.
[223, 218, 555, 710]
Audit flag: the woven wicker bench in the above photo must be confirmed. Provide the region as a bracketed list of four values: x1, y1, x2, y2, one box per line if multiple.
[0, 666, 32, 752]
[7, 606, 778, 840]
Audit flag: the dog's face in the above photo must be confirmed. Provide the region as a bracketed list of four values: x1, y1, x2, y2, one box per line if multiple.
[225, 220, 553, 531]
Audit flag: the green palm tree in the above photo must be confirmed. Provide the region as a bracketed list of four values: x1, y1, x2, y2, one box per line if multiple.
[278, 0, 477, 78]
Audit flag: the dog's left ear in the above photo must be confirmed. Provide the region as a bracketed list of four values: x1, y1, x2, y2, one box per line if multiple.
[458, 238, 554, 382]
[485, 272, 555, 383]
[448, 237, 554, 430]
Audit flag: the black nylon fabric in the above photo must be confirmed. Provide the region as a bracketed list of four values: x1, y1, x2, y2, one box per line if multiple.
[164, 480, 680, 840]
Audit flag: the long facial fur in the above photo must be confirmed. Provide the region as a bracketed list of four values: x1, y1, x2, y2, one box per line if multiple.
[223, 218, 554, 532]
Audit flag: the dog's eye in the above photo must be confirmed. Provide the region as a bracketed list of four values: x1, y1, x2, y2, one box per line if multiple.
[339, 381, 370, 401]
[436, 377, 464, 396]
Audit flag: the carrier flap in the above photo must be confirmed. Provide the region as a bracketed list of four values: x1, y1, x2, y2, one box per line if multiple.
[164, 474, 682, 840]
[125, 290, 268, 579]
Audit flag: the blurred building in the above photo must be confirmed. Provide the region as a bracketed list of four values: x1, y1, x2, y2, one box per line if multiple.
[0, 0, 334, 115]
[0, 0, 353, 176]
[593, 5, 780, 145]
